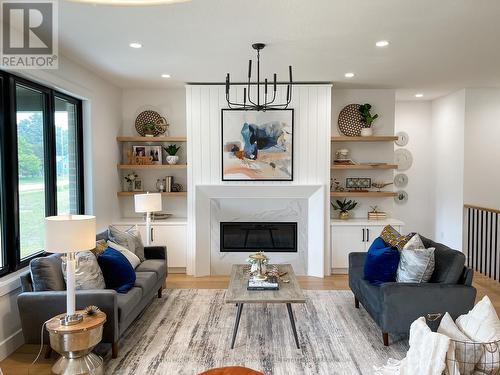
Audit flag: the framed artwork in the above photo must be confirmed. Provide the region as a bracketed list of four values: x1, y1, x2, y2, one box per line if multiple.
[346, 177, 371, 190]
[133, 178, 143, 192]
[221, 109, 294, 181]
[148, 145, 162, 165]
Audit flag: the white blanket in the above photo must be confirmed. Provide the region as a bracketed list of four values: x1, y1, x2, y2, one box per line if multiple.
[374, 317, 450, 375]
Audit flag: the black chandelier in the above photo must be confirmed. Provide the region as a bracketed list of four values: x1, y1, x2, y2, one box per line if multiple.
[225, 43, 293, 111]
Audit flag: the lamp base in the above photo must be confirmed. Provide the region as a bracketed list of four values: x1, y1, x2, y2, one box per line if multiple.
[60, 314, 84, 326]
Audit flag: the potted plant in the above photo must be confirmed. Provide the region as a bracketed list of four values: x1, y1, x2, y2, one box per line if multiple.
[163, 144, 181, 165]
[358, 103, 379, 136]
[331, 198, 358, 220]
[124, 172, 138, 192]
[143, 122, 156, 137]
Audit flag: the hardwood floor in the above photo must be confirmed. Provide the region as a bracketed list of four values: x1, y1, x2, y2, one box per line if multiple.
[1, 273, 498, 374]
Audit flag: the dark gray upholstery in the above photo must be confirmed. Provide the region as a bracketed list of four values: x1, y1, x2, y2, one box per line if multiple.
[17, 230, 167, 349]
[29, 254, 65, 291]
[348, 238, 476, 340]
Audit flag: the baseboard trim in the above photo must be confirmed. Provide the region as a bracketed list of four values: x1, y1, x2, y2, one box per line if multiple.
[168, 267, 186, 274]
[0, 329, 24, 361]
[331, 268, 348, 275]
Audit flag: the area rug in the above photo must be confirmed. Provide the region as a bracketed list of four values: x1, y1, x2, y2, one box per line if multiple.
[104, 289, 408, 375]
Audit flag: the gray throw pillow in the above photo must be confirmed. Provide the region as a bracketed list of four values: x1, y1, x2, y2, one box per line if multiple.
[62, 251, 106, 290]
[396, 247, 435, 283]
[108, 225, 145, 261]
[30, 255, 66, 291]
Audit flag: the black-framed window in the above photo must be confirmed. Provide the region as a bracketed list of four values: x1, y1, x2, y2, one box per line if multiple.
[0, 71, 84, 276]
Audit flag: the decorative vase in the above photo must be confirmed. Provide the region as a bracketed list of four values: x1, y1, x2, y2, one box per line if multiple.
[360, 127, 373, 137]
[339, 211, 350, 220]
[166, 155, 179, 165]
[124, 181, 133, 192]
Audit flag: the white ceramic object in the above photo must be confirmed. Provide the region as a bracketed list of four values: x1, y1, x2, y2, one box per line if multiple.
[166, 155, 179, 165]
[395, 131, 409, 146]
[394, 149, 413, 171]
[394, 173, 409, 188]
[360, 127, 373, 137]
[394, 190, 408, 204]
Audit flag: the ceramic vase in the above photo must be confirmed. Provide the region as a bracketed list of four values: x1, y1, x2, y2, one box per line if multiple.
[360, 127, 373, 137]
[339, 211, 350, 220]
[166, 155, 179, 165]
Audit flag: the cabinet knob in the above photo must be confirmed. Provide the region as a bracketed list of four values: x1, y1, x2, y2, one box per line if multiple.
[151, 227, 154, 242]
[362, 228, 365, 242]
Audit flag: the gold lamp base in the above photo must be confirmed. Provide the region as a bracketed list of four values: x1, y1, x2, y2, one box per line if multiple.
[59, 314, 84, 326]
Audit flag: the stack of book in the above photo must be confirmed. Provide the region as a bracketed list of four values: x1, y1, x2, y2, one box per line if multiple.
[368, 211, 387, 220]
[247, 276, 279, 291]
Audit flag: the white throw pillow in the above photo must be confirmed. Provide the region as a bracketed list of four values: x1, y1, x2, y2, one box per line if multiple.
[403, 234, 425, 250]
[456, 296, 500, 372]
[107, 240, 141, 269]
[62, 251, 105, 290]
[437, 312, 483, 374]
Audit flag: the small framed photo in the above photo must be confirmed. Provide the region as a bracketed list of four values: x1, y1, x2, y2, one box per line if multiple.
[148, 145, 162, 165]
[133, 178, 143, 192]
[133, 146, 147, 158]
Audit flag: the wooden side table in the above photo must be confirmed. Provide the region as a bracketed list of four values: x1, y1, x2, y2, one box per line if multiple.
[46, 310, 106, 375]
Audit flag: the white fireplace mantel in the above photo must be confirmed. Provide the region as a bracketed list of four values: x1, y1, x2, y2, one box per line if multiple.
[194, 184, 326, 277]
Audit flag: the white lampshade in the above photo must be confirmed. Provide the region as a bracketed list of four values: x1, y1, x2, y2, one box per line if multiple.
[45, 215, 96, 254]
[134, 193, 162, 213]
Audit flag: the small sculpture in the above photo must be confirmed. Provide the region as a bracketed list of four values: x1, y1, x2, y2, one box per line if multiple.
[247, 252, 269, 281]
[85, 305, 100, 316]
[372, 181, 393, 192]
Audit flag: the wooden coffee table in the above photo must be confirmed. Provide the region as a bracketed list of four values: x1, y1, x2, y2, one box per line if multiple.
[225, 264, 305, 349]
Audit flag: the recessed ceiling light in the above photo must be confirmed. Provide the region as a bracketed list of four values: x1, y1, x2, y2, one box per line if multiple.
[161, 74, 171, 78]
[129, 42, 142, 49]
[375, 40, 390, 47]
[344, 72, 355, 78]
[415, 93, 424, 98]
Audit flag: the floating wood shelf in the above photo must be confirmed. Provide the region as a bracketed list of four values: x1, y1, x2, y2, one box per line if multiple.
[330, 191, 397, 198]
[331, 164, 398, 170]
[117, 191, 187, 197]
[117, 136, 187, 142]
[117, 164, 187, 170]
[331, 136, 398, 142]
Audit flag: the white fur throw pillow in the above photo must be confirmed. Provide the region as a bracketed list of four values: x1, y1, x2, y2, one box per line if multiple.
[456, 296, 500, 372]
[437, 312, 482, 374]
[107, 241, 141, 269]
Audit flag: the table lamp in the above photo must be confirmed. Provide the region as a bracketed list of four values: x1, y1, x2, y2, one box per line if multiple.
[134, 192, 162, 245]
[45, 215, 96, 325]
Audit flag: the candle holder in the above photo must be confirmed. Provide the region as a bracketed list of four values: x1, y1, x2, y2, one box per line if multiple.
[247, 252, 269, 281]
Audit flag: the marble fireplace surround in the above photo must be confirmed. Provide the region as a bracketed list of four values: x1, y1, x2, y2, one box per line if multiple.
[194, 185, 325, 277]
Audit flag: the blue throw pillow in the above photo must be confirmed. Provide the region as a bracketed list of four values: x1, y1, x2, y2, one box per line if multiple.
[364, 237, 400, 286]
[97, 247, 136, 293]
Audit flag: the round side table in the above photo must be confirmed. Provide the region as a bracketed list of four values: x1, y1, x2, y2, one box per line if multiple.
[46, 310, 106, 375]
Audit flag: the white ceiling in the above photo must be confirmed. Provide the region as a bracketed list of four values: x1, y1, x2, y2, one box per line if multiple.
[59, 0, 500, 100]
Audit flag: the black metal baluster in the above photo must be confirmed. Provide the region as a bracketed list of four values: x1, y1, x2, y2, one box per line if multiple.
[489, 212, 493, 279]
[495, 213, 499, 282]
[479, 210, 483, 274]
[472, 209, 476, 271]
[467, 208, 471, 268]
[475, 209, 479, 272]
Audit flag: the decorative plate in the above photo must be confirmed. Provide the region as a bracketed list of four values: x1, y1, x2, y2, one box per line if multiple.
[395, 131, 409, 146]
[394, 173, 408, 188]
[135, 110, 169, 137]
[394, 148, 413, 171]
[394, 190, 408, 204]
[338, 104, 363, 136]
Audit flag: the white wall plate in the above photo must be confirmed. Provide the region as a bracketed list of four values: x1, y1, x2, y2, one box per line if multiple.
[394, 173, 408, 188]
[394, 149, 413, 171]
[394, 190, 408, 204]
[395, 131, 409, 146]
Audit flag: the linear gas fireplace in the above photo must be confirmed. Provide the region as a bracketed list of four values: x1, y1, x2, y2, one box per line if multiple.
[220, 222, 297, 253]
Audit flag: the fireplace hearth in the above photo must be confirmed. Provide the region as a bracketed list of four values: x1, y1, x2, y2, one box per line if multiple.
[220, 222, 297, 253]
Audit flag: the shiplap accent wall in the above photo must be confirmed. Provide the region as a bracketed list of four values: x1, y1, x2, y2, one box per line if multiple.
[186, 84, 332, 275]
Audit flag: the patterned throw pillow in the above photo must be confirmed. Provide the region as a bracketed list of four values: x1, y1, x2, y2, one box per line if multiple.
[380, 225, 414, 250]
[108, 225, 145, 261]
[62, 251, 106, 290]
[90, 239, 108, 257]
[396, 247, 435, 283]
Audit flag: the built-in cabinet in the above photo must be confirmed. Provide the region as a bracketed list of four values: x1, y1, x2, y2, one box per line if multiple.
[330, 219, 404, 271]
[112, 220, 187, 270]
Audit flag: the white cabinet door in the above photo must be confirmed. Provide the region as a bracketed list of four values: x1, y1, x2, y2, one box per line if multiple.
[331, 225, 365, 269]
[151, 225, 187, 268]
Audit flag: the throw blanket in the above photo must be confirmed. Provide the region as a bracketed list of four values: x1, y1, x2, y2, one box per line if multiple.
[374, 317, 450, 375]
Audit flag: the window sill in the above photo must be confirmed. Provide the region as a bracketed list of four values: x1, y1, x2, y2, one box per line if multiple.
[0, 268, 26, 297]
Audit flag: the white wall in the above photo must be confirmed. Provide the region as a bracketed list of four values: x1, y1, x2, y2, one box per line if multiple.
[1, 55, 122, 360]
[463, 89, 500, 209]
[394, 101, 434, 237]
[120, 88, 187, 218]
[431, 90, 465, 249]
[331, 89, 396, 218]
[186, 84, 332, 275]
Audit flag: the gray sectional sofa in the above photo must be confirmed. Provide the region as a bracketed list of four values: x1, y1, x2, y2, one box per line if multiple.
[17, 231, 167, 358]
[349, 235, 476, 346]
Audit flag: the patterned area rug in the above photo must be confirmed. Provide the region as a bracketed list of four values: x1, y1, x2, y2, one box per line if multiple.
[104, 289, 408, 374]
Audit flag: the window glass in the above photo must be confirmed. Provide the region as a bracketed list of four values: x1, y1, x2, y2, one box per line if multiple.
[16, 84, 46, 259]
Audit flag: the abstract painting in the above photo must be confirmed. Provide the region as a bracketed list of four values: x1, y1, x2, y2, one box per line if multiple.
[221, 109, 293, 181]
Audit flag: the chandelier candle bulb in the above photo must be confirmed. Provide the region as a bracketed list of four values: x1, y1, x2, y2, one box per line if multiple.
[274, 73, 277, 91]
[287, 85, 290, 101]
[248, 60, 252, 78]
[265, 79, 268, 94]
[225, 74, 229, 94]
[289, 65, 292, 82]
